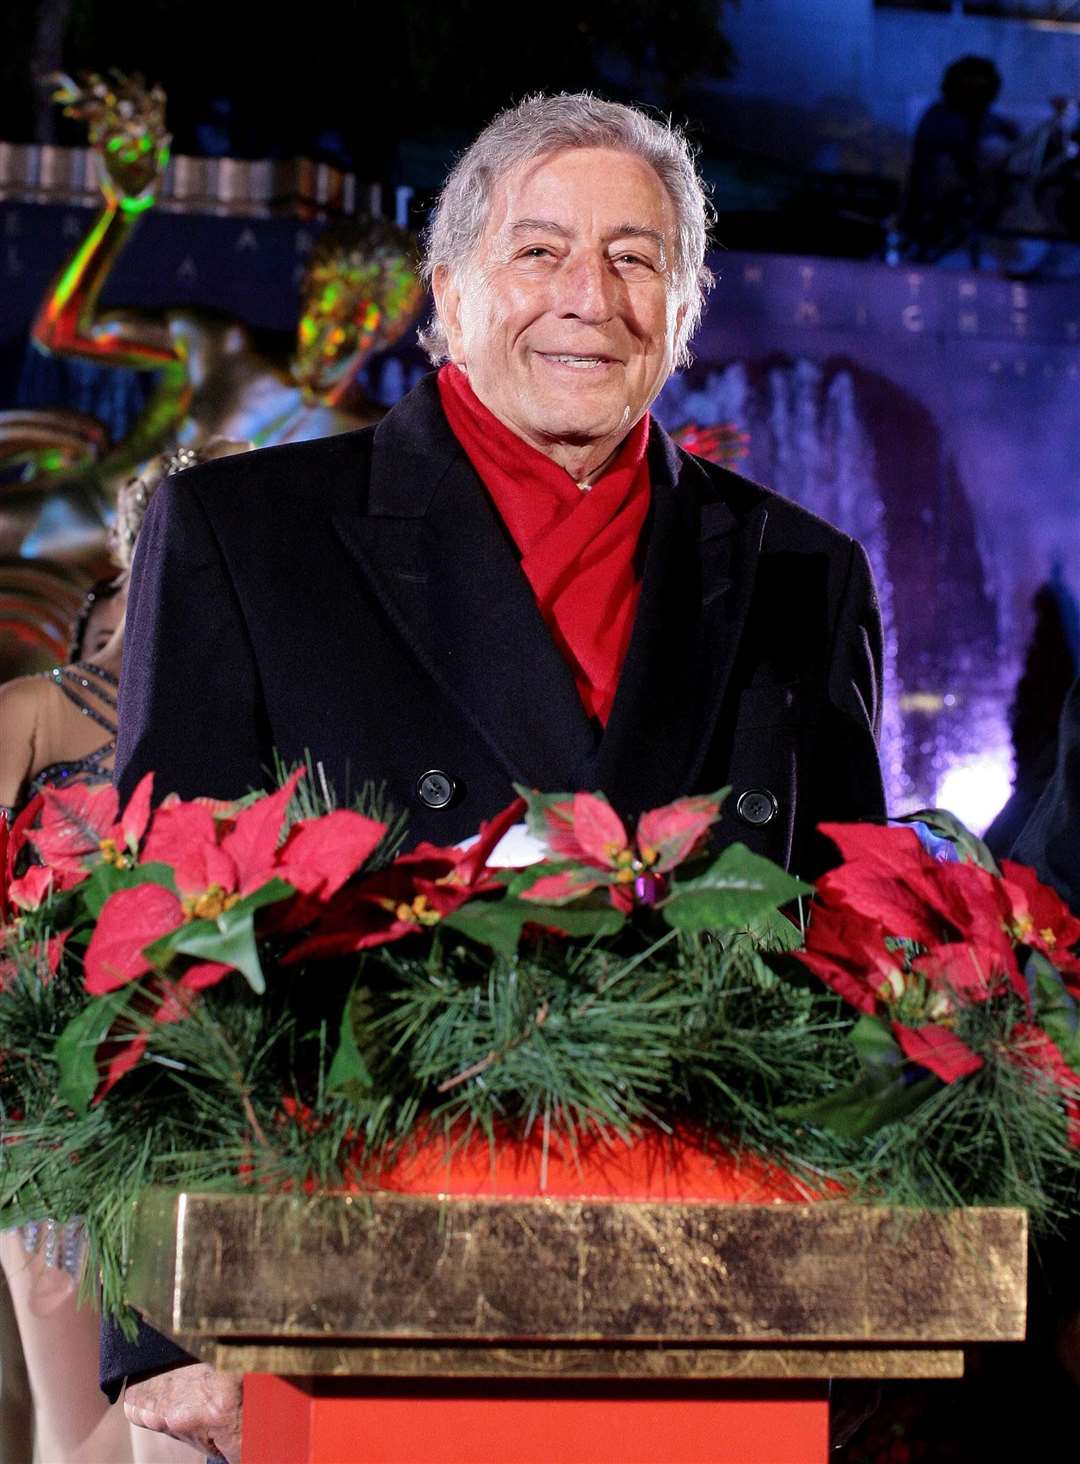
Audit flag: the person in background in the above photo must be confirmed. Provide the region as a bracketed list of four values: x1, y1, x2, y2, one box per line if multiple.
[900, 54, 1019, 264]
[69, 574, 127, 662]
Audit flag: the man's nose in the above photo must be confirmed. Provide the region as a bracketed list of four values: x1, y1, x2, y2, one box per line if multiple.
[556, 252, 616, 322]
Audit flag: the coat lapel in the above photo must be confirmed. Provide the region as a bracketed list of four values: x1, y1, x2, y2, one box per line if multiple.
[332, 377, 598, 791]
[593, 428, 768, 815]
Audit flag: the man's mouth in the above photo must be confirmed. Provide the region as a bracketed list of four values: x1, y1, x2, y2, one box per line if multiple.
[539, 353, 617, 370]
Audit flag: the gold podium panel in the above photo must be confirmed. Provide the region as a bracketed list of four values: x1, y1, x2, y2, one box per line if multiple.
[127, 1190, 1027, 1381]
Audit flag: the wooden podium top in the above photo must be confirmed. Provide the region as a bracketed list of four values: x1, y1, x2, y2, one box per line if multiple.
[126, 1189, 1027, 1381]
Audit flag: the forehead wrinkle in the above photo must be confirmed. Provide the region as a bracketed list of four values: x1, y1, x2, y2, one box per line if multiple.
[504, 216, 670, 271]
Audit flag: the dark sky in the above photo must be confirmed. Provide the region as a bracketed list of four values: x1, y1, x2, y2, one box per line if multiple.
[2, 0, 737, 176]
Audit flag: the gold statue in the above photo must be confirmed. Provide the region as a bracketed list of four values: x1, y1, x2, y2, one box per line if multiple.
[6, 72, 424, 561]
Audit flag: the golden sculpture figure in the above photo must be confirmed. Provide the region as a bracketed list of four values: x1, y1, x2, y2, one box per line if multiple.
[2, 71, 425, 566]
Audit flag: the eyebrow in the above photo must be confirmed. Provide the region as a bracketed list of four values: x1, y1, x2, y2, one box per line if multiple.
[509, 218, 667, 254]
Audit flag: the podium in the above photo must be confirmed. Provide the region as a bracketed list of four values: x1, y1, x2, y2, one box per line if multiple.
[127, 1183, 1027, 1464]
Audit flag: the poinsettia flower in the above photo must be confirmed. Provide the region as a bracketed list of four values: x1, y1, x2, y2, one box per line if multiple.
[523, 791, 724, 910]
[140, 769, 304, 903]
[86, 771, 391, 991]
[283, 798, 524, 961]
[31, 774, 154, 883]
[816, 823, 1024, 1001]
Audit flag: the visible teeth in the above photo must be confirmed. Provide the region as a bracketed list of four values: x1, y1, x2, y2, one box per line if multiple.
[550, 355, 606, 367]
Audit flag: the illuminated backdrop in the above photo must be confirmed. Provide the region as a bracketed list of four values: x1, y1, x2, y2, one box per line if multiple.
[4, 202, 1079, 827]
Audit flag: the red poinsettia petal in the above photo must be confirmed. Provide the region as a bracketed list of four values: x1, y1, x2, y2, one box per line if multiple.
[178, 960, 234, 991]
[0, 812, 8, 917]
[894, 1023, 984, 1083]
[818, 821, 923, 867]
[119, 771, 155, 850]
[8, 864, 53, 911]
[911, 940, 1012, 1004]
[142, 801, 221, 890]
[33, 782, 119, 872]
[283, 915, 417, 962]
[452, 797, 528, 886]
[520, 869, 606, 905]
[390, 844, 457, 878]
[222, 768, 304, 895]
[45, 931, 67, 977]
[637, 794, 723, 872]
[93, 1031, 148, 1104]
[154, 983, 195, 1024]
[276, 809, 386, 899]
[797, 902, 901, 1011]
[796, 950, 880, 1015]
[84, 884, 183, 995]
[570, 793, 629, 868]
[816, 860, 942, 946]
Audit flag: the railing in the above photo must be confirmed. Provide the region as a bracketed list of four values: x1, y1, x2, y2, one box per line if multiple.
[0, 142, 392, 219]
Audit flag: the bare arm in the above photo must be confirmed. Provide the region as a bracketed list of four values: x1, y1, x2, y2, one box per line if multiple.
[31, 73, 180, 371]
[0, 679, 43, 811]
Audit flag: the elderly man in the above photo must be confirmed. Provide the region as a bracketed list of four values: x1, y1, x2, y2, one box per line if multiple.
[111, 93, 886, 1459]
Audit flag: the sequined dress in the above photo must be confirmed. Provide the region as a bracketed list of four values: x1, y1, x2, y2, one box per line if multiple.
[1, 660, 118, 1277]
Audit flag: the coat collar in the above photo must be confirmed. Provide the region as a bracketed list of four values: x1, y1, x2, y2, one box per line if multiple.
[333, 374, 767, 812]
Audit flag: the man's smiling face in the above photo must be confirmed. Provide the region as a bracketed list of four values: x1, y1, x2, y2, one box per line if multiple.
[434, 146, 684, 477]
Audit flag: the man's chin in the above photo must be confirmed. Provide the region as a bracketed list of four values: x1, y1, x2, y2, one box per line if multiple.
[526, 398, 631, 449]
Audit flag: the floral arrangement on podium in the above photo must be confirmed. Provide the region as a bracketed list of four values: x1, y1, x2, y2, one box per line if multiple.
[2, 767, 1080, 1321]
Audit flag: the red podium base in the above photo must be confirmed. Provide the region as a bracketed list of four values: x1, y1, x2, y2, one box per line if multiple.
[242, 1374, 830, 1464]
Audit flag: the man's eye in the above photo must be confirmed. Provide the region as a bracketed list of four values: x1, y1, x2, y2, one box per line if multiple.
[614, 253, 653, 269]
[522, 246, 554, 259]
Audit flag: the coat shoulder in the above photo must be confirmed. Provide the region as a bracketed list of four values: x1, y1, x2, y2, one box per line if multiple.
[172, 427, 377, 525]
[682, 451, 858, 559]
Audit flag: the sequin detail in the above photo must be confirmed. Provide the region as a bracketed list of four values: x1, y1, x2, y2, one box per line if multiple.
[17, 1218, 86, 1280]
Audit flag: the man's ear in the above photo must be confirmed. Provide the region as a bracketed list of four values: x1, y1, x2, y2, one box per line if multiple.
[432, 263, 465, 362]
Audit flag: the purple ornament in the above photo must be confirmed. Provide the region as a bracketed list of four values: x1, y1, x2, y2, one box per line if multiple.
[633, 872, 666, 906]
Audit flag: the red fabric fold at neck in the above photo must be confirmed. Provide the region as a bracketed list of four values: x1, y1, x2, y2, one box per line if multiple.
[437, 363, 651, 726]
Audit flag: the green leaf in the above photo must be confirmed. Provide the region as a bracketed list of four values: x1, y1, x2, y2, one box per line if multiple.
[850, 1012, 903, 1080]
[327, 986, 376, 1099]
[896, 809, 1000, 874]
[229, 877, 296, 916]
[743, 905, 804, 953]
[81, 861, 177, 919]
[661, 844, 812, 933]
[55, 989, 133, 1115]
[443, 896, 624, 959]
[781, 1071, 939, 1141]
[145, 909, 262, 995]
[142, 880, 293, 995]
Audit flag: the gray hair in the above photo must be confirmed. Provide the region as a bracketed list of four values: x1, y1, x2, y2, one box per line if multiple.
[418, 93, 714, 369]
